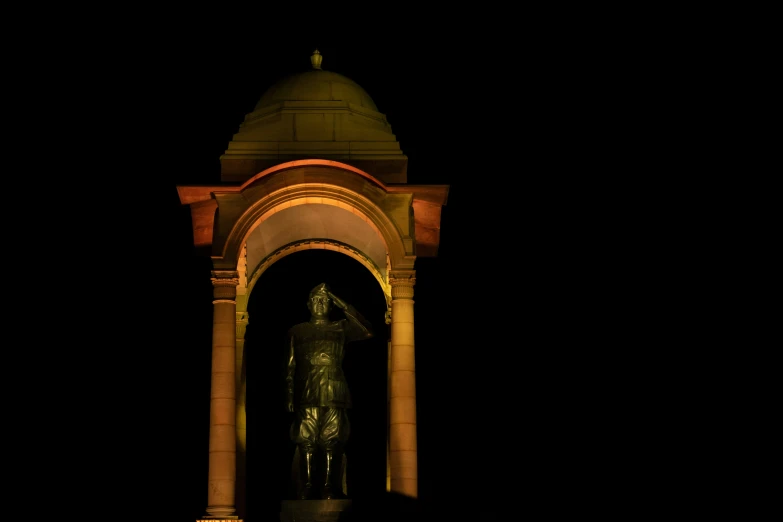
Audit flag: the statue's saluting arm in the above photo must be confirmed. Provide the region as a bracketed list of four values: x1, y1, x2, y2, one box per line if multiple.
[327, 289, 373, 342]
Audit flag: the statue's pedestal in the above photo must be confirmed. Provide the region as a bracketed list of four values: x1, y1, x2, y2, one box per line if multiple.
[280, 499, 353, 522]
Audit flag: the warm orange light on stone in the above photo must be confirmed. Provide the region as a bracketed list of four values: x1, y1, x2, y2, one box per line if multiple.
[178, 156, 448, 516]
[205, 271, 240, 520]
[239, 159, 387, 191]
[246, 239, 391, 305]
[176, 159, 448, 259]
[388, 270, 418, 498]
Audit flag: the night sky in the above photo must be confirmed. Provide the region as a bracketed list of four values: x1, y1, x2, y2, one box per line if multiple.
[82, 36, 628, 521]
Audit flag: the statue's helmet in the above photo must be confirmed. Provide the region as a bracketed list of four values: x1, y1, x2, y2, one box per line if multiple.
[309, 283, 330, 299]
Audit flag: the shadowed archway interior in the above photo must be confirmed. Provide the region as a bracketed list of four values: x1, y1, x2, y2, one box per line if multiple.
[243, 249, 389, 519]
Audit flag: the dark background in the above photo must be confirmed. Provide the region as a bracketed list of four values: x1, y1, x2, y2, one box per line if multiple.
[31, 28, 642, 521]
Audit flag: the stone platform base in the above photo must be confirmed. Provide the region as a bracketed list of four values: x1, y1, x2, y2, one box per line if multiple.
[280, 499, 353, 522]
[196, 519, 242, 521]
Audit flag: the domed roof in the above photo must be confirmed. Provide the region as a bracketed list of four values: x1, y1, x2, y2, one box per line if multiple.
[254, 69, 379, 112]
[221, 51, 407, 185]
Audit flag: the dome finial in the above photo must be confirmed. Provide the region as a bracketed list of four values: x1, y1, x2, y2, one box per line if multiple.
[311, 49, 322, 70]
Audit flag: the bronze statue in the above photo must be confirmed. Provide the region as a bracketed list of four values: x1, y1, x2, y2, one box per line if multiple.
[286, 283, 373, 500]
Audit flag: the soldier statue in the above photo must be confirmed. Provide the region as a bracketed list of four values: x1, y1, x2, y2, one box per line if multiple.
[286, 283, 374, 500]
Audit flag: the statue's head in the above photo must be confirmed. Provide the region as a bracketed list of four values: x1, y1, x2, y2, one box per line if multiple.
[307, 283, 332, 318]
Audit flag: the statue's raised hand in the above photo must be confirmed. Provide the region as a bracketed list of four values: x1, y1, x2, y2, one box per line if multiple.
[327, 290, 347, 310]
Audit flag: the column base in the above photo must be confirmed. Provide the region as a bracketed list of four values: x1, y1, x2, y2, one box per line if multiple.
[197, 518, 241, 521]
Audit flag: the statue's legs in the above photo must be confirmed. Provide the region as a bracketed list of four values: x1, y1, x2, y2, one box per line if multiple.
[322, 447, 336, 499]
[294, 406, 351, 499]
[322, 444, 347, 499]
[320, 408, 350, 499]
[298, 445, 315, 500]
[292, 407, 320, 500]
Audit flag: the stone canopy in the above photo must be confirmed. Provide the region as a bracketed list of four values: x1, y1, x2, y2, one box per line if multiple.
[179, 51, 449, 520]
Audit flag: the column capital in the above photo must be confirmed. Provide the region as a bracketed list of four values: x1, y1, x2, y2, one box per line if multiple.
[212, 270, 239, 301]
[211, 270, 240, 285]
[389, 270, 416, 300]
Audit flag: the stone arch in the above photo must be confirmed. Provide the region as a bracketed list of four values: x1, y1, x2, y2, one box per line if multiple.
[238, 159, 388, 192]
[216, 164, 415, 274]
[247, 239, 391, 306]
[239, 194, 392, 294]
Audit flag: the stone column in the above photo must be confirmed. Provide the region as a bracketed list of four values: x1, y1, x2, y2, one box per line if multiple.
[202, 270, 240, 520]
[388, 270, 418, 498]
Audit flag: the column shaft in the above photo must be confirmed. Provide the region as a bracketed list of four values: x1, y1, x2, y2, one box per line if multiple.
[204, 271, 240, 520]
[388, 271, 418, 498]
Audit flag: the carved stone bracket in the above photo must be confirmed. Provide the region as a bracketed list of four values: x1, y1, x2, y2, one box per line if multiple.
[389, 270, 416, 300]
[236, 311, 249, 338]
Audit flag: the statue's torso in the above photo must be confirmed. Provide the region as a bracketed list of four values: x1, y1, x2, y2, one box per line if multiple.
[290, 321, 351, 408]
